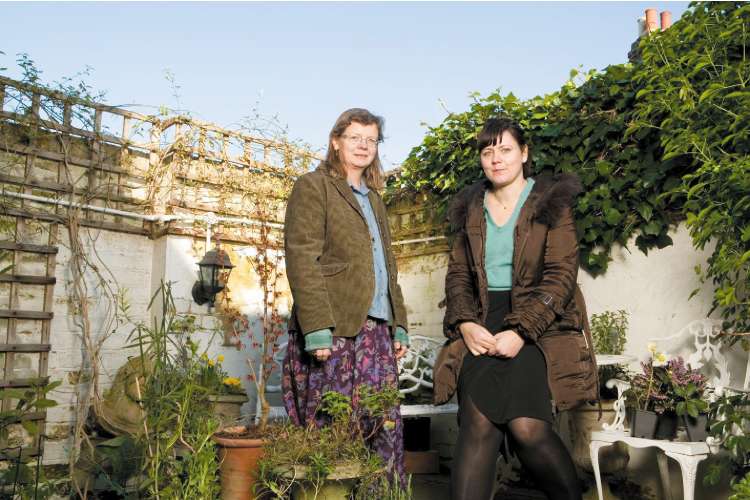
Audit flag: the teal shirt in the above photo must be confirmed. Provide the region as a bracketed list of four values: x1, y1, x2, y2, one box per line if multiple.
[485, 178, 535, 291]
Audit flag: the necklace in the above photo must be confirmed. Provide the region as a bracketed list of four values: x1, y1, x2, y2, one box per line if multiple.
[489, 192, 512, 211]
[489, 179, 527, 211]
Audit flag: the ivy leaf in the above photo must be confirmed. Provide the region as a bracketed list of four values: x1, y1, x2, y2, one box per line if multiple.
[604, 208, 622, 225]
[637, 203, 654, 221]
[643, 220, 662, 236]
[596, 161, 613, 176]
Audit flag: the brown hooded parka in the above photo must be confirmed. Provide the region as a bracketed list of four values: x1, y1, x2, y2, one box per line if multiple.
[435, 173, 598, 412]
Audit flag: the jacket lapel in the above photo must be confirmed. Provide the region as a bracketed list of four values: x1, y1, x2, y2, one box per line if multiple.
[329, 175, 367, 222]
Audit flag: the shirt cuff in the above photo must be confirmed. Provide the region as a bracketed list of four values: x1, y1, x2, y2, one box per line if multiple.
[304, 328, 333, 352]
[393, 326, 410, 346]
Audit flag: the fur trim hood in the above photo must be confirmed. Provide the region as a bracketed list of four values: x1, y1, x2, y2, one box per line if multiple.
[448, 173, 582, 231]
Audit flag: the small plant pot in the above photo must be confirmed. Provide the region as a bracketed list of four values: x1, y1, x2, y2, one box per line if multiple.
[654, 412, 678, 440]
[213, 428, 265, 500]
[280, 463, 366, 500]
[209, 393, 249, 427]
[629, 409, 658, 439]
[682, 413, 709, 442]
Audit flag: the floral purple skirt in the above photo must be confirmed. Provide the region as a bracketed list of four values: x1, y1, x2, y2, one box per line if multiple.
[282, 318, 405, 483]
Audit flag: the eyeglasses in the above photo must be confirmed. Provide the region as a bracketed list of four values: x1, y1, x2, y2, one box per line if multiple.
[341, 134, 380, 148]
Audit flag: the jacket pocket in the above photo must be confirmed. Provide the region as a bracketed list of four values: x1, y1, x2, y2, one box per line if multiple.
[320, 262, 349, 276]
[541, 334, 590, 381]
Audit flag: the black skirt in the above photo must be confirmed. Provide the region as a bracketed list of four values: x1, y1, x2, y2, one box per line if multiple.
[458, 290, 553, 425]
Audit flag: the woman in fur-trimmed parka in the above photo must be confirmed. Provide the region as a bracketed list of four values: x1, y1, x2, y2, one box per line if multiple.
[439, 117, 597, 500]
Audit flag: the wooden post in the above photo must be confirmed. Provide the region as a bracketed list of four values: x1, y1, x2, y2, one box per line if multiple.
[63, 102, 72, 127]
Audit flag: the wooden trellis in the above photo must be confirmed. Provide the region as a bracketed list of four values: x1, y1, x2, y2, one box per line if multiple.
[0, 214, 58, 462]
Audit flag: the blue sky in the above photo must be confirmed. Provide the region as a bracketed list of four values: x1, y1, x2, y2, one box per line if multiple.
[2, 1, 688, 168]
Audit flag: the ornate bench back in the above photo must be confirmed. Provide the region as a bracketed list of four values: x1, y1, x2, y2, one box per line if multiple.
[264, 334, 443, 396]
[397, 335, 442, 394]
[651, 319, 734, 391]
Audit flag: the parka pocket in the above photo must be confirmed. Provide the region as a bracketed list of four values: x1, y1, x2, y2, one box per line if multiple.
[541, 334, 590, 381]
[320, 262, 349, 276]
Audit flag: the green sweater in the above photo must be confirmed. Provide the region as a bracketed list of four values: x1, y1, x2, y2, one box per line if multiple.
[484, 178, 535, 291]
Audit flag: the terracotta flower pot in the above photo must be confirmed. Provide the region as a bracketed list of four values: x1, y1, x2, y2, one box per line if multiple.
[213, 429, 265, 500]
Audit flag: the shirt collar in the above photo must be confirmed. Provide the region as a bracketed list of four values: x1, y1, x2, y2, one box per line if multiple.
[348, 180, 370, 195]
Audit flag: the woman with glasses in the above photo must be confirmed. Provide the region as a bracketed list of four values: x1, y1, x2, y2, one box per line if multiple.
[282, 108, 409, 484]
[439, 117, 597, 500]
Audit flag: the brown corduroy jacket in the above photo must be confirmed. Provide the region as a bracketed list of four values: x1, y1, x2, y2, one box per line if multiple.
[284, 165, 408, 338]
[435, 173, 598, 411]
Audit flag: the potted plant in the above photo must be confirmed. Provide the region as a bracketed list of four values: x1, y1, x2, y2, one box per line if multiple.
[666, 357, 709, 442]
[569, 310, 630, 474]
[257, 386, 407, 500]
[128, 283, 223, 498]
[625, 344, 674, 439]
[590, 310, 629, 400]
[169, 311, 250, 427]
[211, 204, 290, 499]
[196, 353, 250, 427]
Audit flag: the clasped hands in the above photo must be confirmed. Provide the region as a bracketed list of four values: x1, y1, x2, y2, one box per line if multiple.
[459, 321, 524, 358]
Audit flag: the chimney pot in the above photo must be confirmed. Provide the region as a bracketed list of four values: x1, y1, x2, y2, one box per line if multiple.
[645, 8, 659, 33]
[660, 11, 672, 30]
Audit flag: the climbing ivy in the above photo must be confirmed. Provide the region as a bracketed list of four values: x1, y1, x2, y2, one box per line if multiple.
[389, 2, 750, 338]
[630, 1, 750, 341]
[390, 61, 686, 276]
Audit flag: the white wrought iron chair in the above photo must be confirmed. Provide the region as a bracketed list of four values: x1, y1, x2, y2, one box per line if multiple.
[397, 335, 458, 416]
[589, 319, 750, 500]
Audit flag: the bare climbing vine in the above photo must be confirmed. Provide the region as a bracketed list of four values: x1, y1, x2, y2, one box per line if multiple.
[0, 53, 314, 496]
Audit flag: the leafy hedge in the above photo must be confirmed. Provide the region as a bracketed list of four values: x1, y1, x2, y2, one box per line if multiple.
[388, 1, 750, 338]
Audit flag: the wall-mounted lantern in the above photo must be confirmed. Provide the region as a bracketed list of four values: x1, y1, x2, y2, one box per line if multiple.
[191, 248, 235, 309]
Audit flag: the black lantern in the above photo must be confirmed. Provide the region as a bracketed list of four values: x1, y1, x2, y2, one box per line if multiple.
[191, 248, 235, 308]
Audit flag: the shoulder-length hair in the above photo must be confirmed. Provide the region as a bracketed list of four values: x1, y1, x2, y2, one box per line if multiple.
[477, 117, 533, 178]
[323, 108, 386, 190]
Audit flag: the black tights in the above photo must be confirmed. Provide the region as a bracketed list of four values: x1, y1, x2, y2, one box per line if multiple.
[451, 396, 581, 500]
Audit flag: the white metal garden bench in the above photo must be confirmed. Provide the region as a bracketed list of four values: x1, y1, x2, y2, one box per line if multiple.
[258, 334, 458, 420]
[589, 319, 750, 500]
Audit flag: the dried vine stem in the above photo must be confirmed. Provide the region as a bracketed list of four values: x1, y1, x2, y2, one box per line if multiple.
[57, 133, 127, 499]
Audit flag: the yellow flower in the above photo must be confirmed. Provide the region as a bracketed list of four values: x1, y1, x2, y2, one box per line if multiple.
[208, 359, 215, 367]
[653, 352, 668, 367]
[647, 343, 657, 354]
[200, 353, 208, 361]
[217, 354, 225, 363]
[223, 377, 241, 387]
[383, 420, 396, 431]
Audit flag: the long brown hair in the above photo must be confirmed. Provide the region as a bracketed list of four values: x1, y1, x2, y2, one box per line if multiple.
[323, 108, 386, 190]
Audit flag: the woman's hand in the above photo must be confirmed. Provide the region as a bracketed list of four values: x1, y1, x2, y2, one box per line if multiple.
[313, 348, 331, 362]
[458, 322, 496, 356]
[393, 341, 408, 360]
[489, 330, 525, 358]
